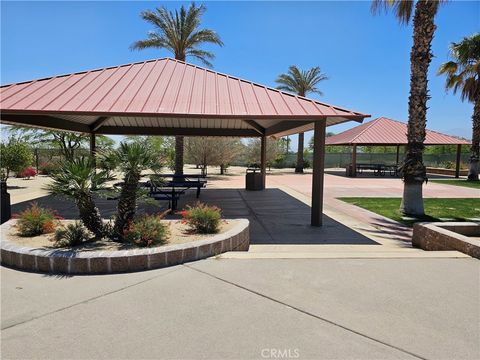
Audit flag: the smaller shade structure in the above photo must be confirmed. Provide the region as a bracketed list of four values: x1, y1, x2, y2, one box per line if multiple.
[326, 117, 470, 177]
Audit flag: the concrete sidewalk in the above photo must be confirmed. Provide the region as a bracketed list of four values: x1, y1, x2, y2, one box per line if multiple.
[2, 258, 479, 360]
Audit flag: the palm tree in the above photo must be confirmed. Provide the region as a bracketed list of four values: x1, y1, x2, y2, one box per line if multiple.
[131, 2, 223, 176]
[438, 33, 480, 181]
[275, 65, 328, 173]
[46, 157, 113, 238]
[372, 0, 446, 216]
[113, 142, 162, 240]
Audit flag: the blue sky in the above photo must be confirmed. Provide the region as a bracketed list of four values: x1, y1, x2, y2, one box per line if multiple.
[1, 1, 478, 148]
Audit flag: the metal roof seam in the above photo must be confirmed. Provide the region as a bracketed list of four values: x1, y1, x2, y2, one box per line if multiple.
[0, 58, 165, 88]
[186, 65, 198, 114]
[155, 60, 178, 114]
[40, 71, 91, 111]
[236, 78, 248, 117]
[350, 118, 380, 144]
[23, 74, 77, 110]
[88, 64, 135, 112]
[108, 61, 148, 113]
[263, 85, 280, 116]
[309, 100, 326, 116]
[201, 67, 207, 115]
[224, 75, 234, 116]
[277, 90, 297, 116]
[4, 76, 59, 108]
[56, 69, 107, 110]
[73, 65, 123, 111]
[249, 82, 264, 116]
[171, 60, 189, 113]
[134, 60, 163, 113]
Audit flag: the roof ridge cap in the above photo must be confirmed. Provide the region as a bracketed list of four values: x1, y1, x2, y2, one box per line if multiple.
[350, 117, 381, 143]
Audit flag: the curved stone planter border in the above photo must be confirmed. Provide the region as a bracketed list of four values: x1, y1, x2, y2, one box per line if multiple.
[0, 219, 250, 274]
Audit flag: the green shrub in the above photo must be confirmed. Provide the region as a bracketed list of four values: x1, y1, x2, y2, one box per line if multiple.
[123, 215, 167, 247]
[15, 203, 58, 237]
[181, 202, 221, 234]
[39, 162, 61, 175]
[53, 222, 93, 247]
[0, 139, 33, 179]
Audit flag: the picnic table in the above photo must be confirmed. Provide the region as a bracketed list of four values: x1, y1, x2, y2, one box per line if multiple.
[146, 174, 207, 211]
[112, 174, 207, 211]
[355, 163, 399, 177]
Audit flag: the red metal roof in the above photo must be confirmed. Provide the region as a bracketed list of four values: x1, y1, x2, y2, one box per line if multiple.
[325, 117, 469, 145]
[0, 58, 367, 121]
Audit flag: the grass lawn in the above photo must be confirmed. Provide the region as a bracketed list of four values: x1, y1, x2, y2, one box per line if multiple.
[339, 197, 480, 226]
[430, 179, 480, 189]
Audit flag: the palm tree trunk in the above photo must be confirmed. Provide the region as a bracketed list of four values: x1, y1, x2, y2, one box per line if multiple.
[77, 194, 104, 238]
[114, 173, 140, 240]
[400, 0, 437, 216]
[468, 98, 480, 181]
[175, 135, 184, 176]
[295, 132, 305, 173]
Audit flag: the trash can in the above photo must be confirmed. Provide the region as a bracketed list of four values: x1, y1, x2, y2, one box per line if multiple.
[245, 168, 263, 191]
[345, 164, 356, 177]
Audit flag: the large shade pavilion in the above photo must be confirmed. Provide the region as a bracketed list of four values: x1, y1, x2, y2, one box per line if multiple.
[0, 58, 369, 226]
[326, 117, 470, 178]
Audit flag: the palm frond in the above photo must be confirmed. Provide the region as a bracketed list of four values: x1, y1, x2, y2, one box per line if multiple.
[132, 2, 222, 66]
[275, 65, 328, 97]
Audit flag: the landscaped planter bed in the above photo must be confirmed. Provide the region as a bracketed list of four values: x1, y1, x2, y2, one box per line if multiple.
[412, 222, 480, 259]
[0, 219, 250, 274]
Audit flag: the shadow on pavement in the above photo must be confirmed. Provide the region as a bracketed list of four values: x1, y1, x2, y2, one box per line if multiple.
[12, 188, 378, 246]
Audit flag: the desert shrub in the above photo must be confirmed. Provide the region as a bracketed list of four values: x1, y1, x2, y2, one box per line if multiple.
[53, 222, 92, 247]
[18, 167, 37, 179]
[39, 162, 60, 175]
[15, 203, 58, 237]
[181, 202, 221, 234]
[123, 215, 167, 247]
[0, 139, 33, 179]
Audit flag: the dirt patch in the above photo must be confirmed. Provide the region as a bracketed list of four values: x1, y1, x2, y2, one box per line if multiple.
[5, 219, 237, 251]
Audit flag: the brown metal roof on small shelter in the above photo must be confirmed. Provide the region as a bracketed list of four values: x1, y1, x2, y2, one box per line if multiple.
[325, 117, 469, 146]
[0, 58, 369, 137]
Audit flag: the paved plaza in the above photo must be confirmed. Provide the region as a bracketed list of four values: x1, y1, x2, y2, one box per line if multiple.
[2, 169, 479, 359]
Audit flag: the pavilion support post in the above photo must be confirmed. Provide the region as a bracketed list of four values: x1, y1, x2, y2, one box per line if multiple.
[90, 133, 96, 167]
[455, 144, 462, 178]
[260, 135, 267, 189]
[396, 145, 400, 165]
[351, 144, 357, 177]
[311, 121, 326, 227]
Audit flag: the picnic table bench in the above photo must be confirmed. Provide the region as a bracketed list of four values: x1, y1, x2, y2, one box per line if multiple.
[355, 163, 399, 177]
[111, 174, 207, 211]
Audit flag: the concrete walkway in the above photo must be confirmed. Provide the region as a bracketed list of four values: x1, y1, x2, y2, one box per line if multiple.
[2, 258, 479, 359]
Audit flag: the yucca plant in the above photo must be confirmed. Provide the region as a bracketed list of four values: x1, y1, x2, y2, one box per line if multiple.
[46, 157, 113, 238]
[112, 142, 162, 240]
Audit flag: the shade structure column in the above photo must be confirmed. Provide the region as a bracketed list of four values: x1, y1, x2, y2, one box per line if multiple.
[351, 144, 357, 177]
[260, 135, 267, 189]
[311, 120, 326, 227]
[455, 144, 462, 178]
[396, 145, 400, 165]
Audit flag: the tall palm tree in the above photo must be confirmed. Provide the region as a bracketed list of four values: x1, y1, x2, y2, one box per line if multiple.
[113, 142, 162, 240]
[275, 66, 328, 173]
[438, 33, 480, 181]
[372, 0, 446, 216]
[131, 2, 223, 176]
[46, 157, 113, 238]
